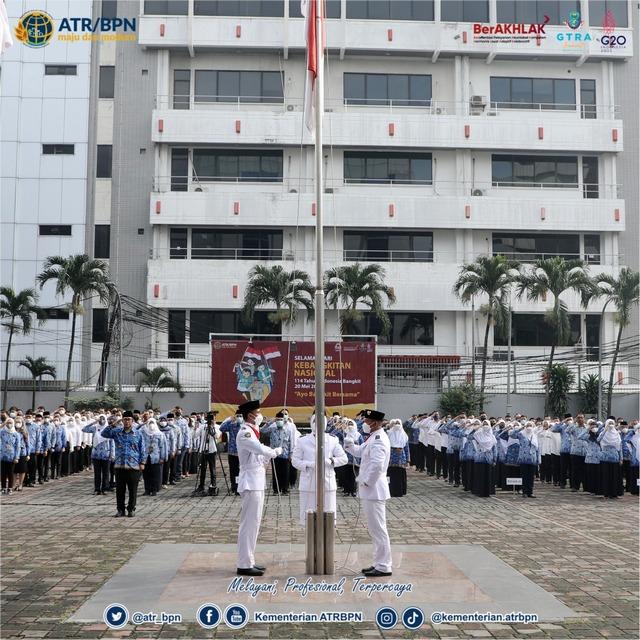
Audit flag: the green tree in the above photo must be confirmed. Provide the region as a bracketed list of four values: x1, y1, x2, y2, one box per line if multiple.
[324, 263, 396, 336]
[440, 383, 486, 416]
[591, 268, 639, 415]
[1, 287, 40, 409]
[547, 363, 575, 418]
[578, 374, 608, 415]
[18, 356, 57, 410]
[135, 366, 184, 409]
[516, 257, 592, 414]
[242, 265, 314, 326]
[37, 255, 113, 408]
[453, 255, 520, 397]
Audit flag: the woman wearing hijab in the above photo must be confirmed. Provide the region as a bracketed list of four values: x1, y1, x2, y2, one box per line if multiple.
[499, 422, 522, 492]
[626, 425, 640, 496]
[510, 421, 541, 498]
[0, 418, 20, 494]
[387, 419, 410, 497]
[83, 415, 115, 495]
[470, 420, 497, 497]
[141, 418, 168, 496]
[12, 418, 30, 491]
[457, 420, 476, 492]
[342, 419, 363, 496]
[597, 419, 623, 499]
[579, 420, 602, 495]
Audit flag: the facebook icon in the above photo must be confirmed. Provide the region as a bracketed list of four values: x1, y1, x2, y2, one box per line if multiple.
[196, 603, 221, 629]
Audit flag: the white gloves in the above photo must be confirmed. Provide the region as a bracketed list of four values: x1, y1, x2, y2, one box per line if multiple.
[344, 438, 354, 447]
[325, 457, 333, 466]
[272, 447, 283, 456]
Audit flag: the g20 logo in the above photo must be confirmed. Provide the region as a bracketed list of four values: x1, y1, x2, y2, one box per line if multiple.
[601, 34, 626, 47]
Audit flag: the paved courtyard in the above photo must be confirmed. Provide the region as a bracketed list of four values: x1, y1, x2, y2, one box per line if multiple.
[1, 459, 638, 639]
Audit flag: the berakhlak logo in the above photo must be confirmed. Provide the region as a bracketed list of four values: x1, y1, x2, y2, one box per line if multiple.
[223, 603, 248, 629]
[14, 10, 54, 47]
[566, 10, 583, 29]
[196, 603, 221, 629]
[103, 603, 129, 629]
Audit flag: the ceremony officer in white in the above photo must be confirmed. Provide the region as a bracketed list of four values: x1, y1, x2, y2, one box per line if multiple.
[235, 400, 282, 577]
[291, 413, 348, 526]
[344, 409, 393, 577]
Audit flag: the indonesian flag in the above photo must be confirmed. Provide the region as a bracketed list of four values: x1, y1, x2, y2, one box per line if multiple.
[301, 0, 323, 134]
[262, 346, 282, 360]
[0, 0, 13, 55]
[244, 346, 263, 360]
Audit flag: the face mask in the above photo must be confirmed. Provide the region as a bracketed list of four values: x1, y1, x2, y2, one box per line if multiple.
[276, 420, 284, 428]
[168, 420, 174, 425]
[591, 427, 598, 433]
[237, 416, 244, 424]
[9, 412, 16, 418]
[525, 427, 533, 434]
[362, 423, 371, 434]
[159, 421, 167, 427]
[254, 413, 264, 426]
[622, 428, 629, 433]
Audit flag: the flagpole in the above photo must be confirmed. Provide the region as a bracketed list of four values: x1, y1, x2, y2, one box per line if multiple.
[313, 0, 327, 575]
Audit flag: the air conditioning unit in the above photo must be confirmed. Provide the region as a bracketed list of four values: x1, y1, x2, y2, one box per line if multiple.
[472, 188, 484, 196]
[486, 108, 498, 116]
[325, 187, 334, 194]
[470, 95, 486, 107]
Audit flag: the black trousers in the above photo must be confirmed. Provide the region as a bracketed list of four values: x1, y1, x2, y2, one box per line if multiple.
[143, 462, 162, 493]
[540, 455, 553, 483]
[570, 454, 585, 490]
[388, 466, 407, 497]
[92, 459, 110, 492]
[1, 460, 15, 489]
[109, 461, 116, 487]
[520, 463, 536, 497]
[434, 448, 444, 478]
[584, 463, 600, 494]
[162, 456, 172, 485]
[42, 451, 51, 480]
[115, 468, 141, 513]
[342, 464, 358, 494]
[61, 445, 70, 476]
[550, 455, 561, 484]
[288, 459, 298, 487]
[409, 443, 419, 469]
[600, 461, 622, 498]
[272, 457, 289, 493]
[502, 463, 521, 491]
[425, 444, 435, 475]
[74, 448, 83, 473]
[415, 443, 426, 471]
[622, 460, 632, 492]
[440, 446, 448, 479]
[27, 455, 37, 484]
[447, 450, 460, 485]
[197, 453, 217, 490]
[559, 452, 571, 487]
[50, 450, 60, 478]
[36, 453, 46, 482]
[462, 459, 474, 491]
[228, 454, 239, 492]
[472, 462, 495, 497]
[629, 465, 639, 495]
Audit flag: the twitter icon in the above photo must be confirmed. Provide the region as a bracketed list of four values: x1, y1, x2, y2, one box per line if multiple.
[103, 604, 129, 629]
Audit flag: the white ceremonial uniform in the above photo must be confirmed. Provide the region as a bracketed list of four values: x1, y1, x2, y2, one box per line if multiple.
[291, 432, 348, 525]
[345, 427, 392, 572]
[235, 422, 278, 569]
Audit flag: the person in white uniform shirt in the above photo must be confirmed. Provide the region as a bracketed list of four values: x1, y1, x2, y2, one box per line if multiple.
[282, 409, 301, 489]
[344, 408, 393, 577]
[291, 413, 348, 526]
[235, 400, 281, 577]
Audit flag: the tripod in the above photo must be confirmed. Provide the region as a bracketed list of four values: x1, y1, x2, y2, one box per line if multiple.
[192, 424, 220, 497]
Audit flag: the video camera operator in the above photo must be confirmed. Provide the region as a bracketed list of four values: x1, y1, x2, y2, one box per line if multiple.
[192, 411, 221, 496]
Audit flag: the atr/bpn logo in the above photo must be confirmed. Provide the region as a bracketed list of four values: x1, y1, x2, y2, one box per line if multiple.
[14, 10, 54, 48]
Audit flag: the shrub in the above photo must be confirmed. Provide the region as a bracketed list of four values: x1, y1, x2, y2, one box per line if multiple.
[440, 383, 486, 415]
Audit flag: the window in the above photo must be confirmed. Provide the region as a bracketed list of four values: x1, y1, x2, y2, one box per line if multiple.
[42, 144, 74, 155]
[96, 145, 112, 178]
[192, 150, 283, 182]
[168, 310, 186, 358]
[344, 231, 433, 262]
[582, 156, 599, 199]
[94, 225, 111, 259]
[194, 70, 283, 104]
[496, 0, 579, 25]
[189, 310, 281, 344]
[344, 73, 431, 106]
[493, 233, 580, 261]
[39, 225, 72, 236]
[102, 0, 117, 19]
[490, 77, 576, 110]
[171, 148, 189, 191]
[346, 0, 433, 20]
[170, 227, 188, 259]
[144, 0, 187, 14]
[99, 66, 115, 98]
[45, 65, 77, 76]
[580, 79, 597, 119]
[492, 155, 578, 188]
[441, 0, 488, 22]
[173, 69, 190, 109]
[584, 234, 601, 265]
[92, 309, 108, 343]
[350, 312, 434, 345]
[194, 0, 284, 17]
[495, 313, 586, 347]
[289, 0, 341, 18]
[589, 0, 628, 27]
[344, 151, 432, 184]
[36, 307, 70, 320]
[191, 229, 283, 260]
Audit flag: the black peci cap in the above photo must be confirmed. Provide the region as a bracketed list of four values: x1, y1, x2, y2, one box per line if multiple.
[363, 409, 385, 421]
[238, 400, 260, 418]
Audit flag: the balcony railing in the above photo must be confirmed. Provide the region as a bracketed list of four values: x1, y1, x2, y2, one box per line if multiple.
[157, 95, 621, 118]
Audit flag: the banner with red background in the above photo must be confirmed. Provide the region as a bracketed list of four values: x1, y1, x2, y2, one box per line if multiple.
[210, 339, 376, 422]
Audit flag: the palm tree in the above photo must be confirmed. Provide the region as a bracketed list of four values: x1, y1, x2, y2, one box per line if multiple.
[1, 287, 39, 409]
[453, 255, 520, 396]
[135, 366, 184, 409]
[242, 265, 314, 326]
[19, 356, 57, 410]
[516, 257, 593, 413]
[591, 268, 639, 415]
[37, 255, 113, 408]
[324, 263, 396, 336]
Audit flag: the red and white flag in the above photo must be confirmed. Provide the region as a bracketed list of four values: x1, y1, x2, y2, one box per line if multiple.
[0, 0, 14, 55]
[262, 346, 282, 360]
[243, 346, 262, 360]
[301, 0, 323, 134]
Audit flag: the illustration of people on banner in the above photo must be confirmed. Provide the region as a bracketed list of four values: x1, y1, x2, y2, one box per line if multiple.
[233, 344, 281, 402]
